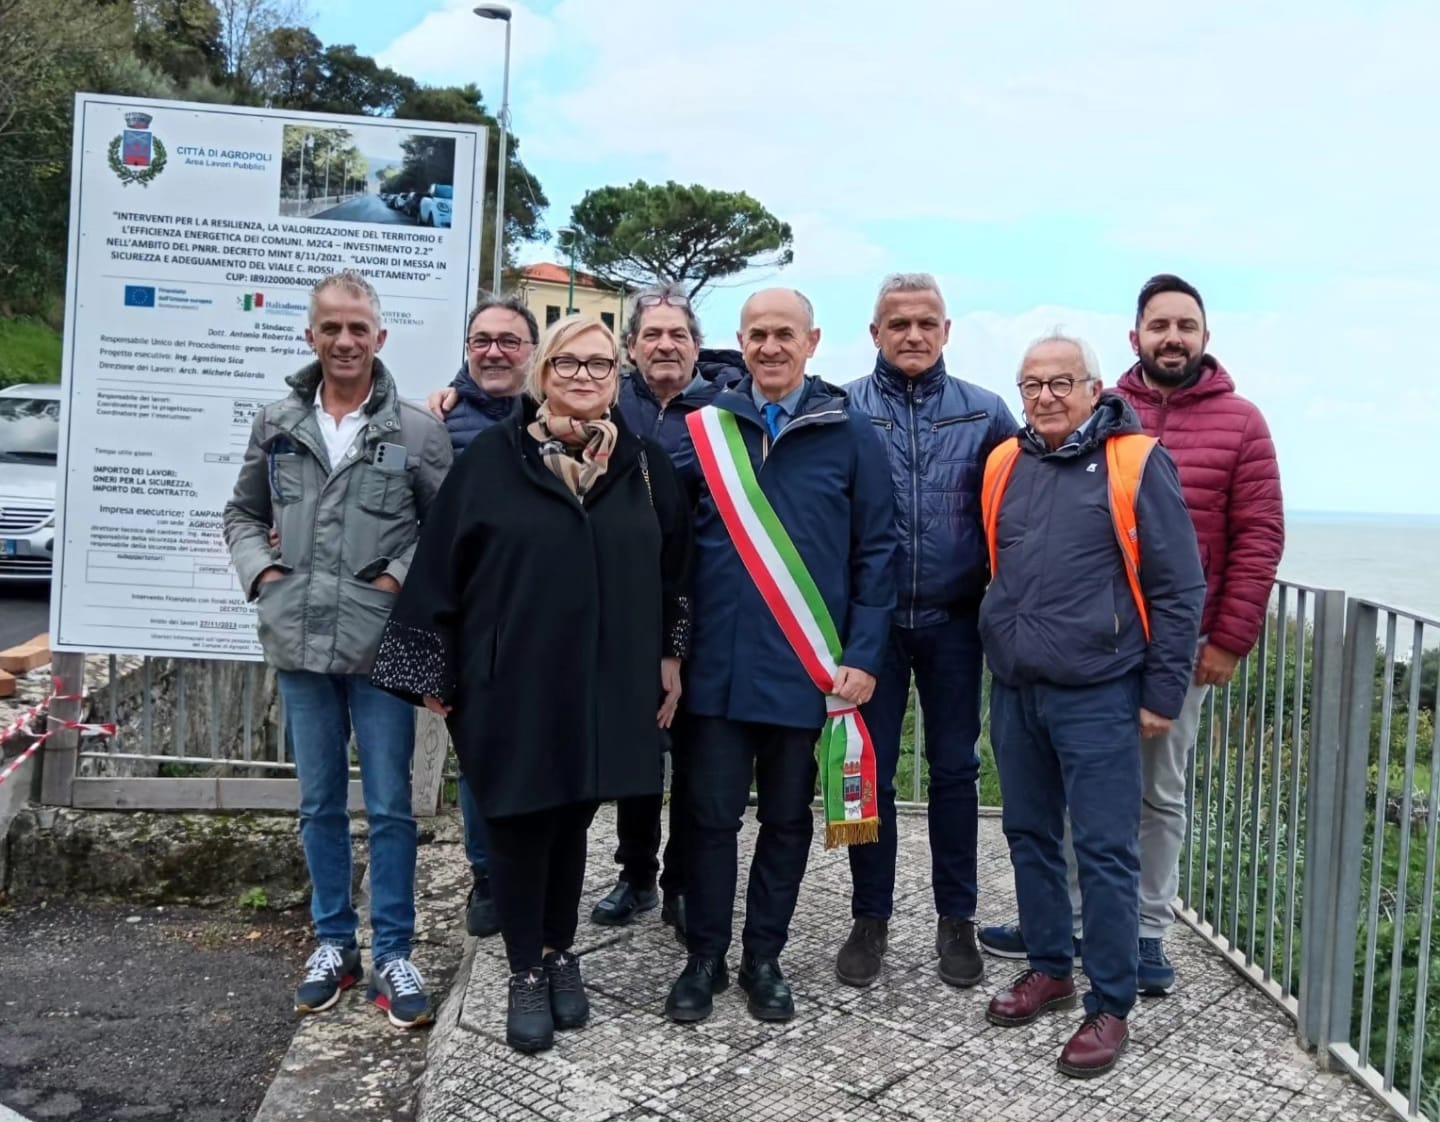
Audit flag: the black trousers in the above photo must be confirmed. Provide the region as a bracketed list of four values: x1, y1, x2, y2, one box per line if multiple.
[685, 716, 819, 961]
[613, 721, 689, 894]
[486, 801, 599, 973]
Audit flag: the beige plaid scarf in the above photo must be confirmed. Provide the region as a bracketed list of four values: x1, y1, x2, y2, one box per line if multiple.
[527, 402, 618, 499]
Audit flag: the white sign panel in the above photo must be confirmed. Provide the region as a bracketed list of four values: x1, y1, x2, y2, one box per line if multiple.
[51, 94, 486, 659]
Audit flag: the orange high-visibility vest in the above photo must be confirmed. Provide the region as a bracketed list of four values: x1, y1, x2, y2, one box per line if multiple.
[981, 433, 1158, 641]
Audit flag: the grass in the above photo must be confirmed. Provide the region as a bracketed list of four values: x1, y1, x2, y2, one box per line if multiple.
[0, 316, 63, 388]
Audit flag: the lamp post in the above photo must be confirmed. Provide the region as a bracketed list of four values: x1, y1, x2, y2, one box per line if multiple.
[558, 226, 578, 314]
[474, 3, 512, 295]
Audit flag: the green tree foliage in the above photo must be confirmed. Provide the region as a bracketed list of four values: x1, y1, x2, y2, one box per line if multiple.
[0, 0, 548, 320]
[567, 180, 794, 298]
[395, 84, 548, 288]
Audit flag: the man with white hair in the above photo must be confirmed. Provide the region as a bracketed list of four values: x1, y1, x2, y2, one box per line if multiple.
[978, 331, 1203, 1077]
[838, 273, 1017, 990]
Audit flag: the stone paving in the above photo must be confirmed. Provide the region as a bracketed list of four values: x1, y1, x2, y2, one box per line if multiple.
[417, 806, 1388, 1122]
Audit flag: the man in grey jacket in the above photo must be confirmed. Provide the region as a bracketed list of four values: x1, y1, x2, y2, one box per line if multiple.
[224, 270, 452, 1029]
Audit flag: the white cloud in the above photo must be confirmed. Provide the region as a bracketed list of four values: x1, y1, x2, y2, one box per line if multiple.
[375, 0, 1440, 512]
[376, 0, 558, 99]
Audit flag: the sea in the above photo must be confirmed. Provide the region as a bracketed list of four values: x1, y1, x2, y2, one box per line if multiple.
[1279, 512, 1440, 654]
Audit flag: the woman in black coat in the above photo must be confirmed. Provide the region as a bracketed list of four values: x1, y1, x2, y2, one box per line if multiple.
[371, 314, 692, 1053]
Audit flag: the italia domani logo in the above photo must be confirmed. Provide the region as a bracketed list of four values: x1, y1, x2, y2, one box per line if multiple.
[109, 111, 167, 187]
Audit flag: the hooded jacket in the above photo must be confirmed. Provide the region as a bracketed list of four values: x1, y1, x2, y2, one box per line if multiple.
[1112, 357, 1284, 657]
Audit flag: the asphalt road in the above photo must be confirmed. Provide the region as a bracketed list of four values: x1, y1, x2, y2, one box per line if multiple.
[0, 902, 308, 1122]
[316, 195, 416, 225]
[0, 585, 48, 649]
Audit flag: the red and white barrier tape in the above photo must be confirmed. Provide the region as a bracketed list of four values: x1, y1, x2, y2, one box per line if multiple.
[0, 678, 117, 788]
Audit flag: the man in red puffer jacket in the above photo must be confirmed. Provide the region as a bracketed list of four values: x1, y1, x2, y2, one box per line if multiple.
[978, 273, 1285, 997]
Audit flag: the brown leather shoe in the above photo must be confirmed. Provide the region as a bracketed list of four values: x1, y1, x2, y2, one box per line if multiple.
[1057, 1013, 1129, 1078]
[986, 969, 1077, 1026]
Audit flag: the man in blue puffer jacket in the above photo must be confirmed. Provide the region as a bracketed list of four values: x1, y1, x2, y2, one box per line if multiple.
[840, 273, 1018, 991]
[423, 294, 538, 940]
[589, 283, 747, 939]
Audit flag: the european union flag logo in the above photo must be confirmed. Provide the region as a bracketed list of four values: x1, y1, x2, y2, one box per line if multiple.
[124, 285, 156, 308]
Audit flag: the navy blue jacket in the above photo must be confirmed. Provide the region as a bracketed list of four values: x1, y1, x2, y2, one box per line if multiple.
[617, 349, 748, 459]
[673, 376, 898, 730]
[979, 394, 1205, 719]
[847, 355, 1018, 628]
[445, 364, 521, 453]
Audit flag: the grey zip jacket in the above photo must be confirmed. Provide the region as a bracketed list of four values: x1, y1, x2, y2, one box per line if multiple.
[223, 359, 452, 674]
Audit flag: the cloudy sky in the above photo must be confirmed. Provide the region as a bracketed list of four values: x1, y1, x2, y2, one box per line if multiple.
[313, 0, 1437, 515]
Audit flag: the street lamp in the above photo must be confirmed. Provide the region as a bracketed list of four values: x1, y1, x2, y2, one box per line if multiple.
[474, 3, 512, 295]
[558, 226, 578, 315]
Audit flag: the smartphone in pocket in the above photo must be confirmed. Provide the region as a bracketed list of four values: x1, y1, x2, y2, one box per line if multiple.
[374, 441, 409, 474]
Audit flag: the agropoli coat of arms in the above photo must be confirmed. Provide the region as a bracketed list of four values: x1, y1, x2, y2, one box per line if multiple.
[109, 111, 167, 186]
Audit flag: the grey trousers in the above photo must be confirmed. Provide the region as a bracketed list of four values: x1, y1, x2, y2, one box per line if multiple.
[1066, 679, 1211, 938]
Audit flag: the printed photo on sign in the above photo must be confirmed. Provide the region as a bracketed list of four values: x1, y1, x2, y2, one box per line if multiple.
[278, 123, 456, 228]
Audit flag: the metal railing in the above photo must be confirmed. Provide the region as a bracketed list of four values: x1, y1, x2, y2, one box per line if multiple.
[76, 656, 288, 775]
[1176, 584, 1440, 1122]
[17, 577, 1440, 1119]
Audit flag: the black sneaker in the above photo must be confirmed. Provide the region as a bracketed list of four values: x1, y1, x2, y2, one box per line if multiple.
[738, 954, 794, 1022]
[507, 968, 555, 1053]
[835, 916, 889, 987]
[294, 943, 363, 1014]
[591, 880, 659, 926]
[466, 879, 500, 938]
[937, 917, 985, 987]
[664, 955, 729, 1023]
[542, 949, 589, 1030]
[368, 957, 435, 1029]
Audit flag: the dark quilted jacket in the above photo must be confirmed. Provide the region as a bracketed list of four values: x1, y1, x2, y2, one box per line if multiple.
[1113, 357, 1284, 658]
[847, 355, 1018, 628]
[617, 349, 748, 459]
[445, 364, 520, 453]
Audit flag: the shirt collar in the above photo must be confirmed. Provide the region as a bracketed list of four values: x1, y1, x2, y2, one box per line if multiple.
[751, 378, 807, 418]
[316, 380, 374, 420]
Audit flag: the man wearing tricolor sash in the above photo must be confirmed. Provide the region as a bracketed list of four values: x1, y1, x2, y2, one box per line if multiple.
[663, 288, 897, 1025]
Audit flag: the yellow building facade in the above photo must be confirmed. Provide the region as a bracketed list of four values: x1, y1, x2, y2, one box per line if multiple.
[515, 264, 634, 338]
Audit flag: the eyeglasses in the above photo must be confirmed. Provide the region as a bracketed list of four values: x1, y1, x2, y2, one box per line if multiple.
[550, 355, 617, 380]
[1017, 376, 1093, 400]
[636, 293, 691, 310]
[467, 333, 529, 354]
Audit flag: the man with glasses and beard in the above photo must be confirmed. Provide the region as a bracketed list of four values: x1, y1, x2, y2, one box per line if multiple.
[978, 276, 1284, 1001]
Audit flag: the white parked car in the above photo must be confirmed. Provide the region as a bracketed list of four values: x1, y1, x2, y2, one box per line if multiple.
[419, 184, 453, 228]
[0, 382, 60, 582]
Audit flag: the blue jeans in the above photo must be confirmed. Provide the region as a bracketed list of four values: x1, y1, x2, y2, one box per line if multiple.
[278, 671, 417, 966]
[849, 615, 983, 920]
[457, 772, 490, 879]
[991, 674, 1142, 1019]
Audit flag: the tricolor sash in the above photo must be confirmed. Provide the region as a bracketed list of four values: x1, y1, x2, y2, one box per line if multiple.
[687, 406, 880, 848]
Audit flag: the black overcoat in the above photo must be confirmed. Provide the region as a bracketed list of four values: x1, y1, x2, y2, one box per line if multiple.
[370, 398, 692, 819]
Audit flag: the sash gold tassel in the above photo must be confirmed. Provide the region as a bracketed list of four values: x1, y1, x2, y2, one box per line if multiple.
[825, 818, 881, 850]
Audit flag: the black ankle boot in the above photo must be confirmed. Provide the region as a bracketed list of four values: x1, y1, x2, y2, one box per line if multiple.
[738, 953, 794, 1022]
[506, 968, 554, 1052]
[664, 955, 729, 1023]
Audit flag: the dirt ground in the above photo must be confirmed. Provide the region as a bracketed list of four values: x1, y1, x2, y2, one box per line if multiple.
[0, 900, 313, 1122]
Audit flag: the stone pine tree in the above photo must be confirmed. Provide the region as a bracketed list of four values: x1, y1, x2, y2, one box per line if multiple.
[566, 180, 794, 299]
